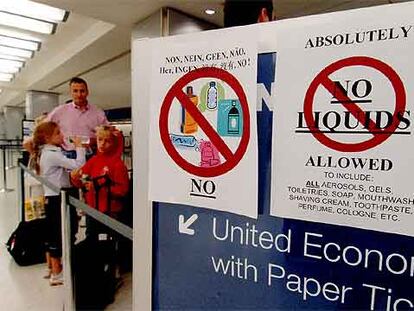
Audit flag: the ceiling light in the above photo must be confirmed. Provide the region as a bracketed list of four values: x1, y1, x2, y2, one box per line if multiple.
[0, 35, 39, 51]
[0, 53, 26, 62]
[0, 65, 20, 74]
[0, 26, 42, 42]
[0, 59, 24, 69]
[0, 0, 68, 23]
[0, 12, 56, 34]
[205, 9, 216, 15]
[0, 72, 13, 82]
[0, 45, 33, 58]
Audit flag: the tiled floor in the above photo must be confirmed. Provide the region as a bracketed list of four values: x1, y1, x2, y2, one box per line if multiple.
[0, 158, 132, 311]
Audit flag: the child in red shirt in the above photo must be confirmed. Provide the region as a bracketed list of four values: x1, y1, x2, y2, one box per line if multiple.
[71, 125, 129, 237]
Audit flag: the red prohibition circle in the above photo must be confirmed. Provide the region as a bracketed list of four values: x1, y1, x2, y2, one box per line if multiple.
[159, 67, 250, 177]
[303, 56, 406, 152]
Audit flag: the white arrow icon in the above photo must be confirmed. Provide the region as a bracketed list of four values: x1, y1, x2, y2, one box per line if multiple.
[178, 214, 198, 235]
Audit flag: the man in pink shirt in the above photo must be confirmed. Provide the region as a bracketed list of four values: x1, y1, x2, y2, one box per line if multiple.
[47, 77, 109, 157]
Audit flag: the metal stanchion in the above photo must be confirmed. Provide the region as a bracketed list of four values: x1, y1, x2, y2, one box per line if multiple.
[0, 145, 13, 192]
[17, 160, 25, 221]
[13, 145, 22, 169]
[6, 145, 17, 170]
[61, 190, 75, 311]
[5, 145, 10, 170]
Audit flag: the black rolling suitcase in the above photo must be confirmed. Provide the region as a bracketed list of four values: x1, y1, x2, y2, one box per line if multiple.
[73, 174, 117, 310]
[73, 237, 116, 310]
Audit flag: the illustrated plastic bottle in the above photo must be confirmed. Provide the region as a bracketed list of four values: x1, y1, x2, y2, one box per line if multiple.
[206, 81, 218, 110]
[181, 86, 198, 134]
[227, 100, 240, 134]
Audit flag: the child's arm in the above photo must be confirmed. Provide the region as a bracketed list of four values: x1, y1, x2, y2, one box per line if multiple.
[109, 162, 129, 198]
[54, 135, 85, 170]
[70, 168, 83, 188]
[50, 147, 86, 171]
[70, 157, 93, 188]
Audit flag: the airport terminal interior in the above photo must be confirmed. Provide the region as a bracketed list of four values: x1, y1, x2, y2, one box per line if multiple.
[0, 0, 411, 310]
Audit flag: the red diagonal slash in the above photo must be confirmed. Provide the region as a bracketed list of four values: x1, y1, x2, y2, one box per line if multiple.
[175, 89, 233, 161]
[304, 56, 406, 152]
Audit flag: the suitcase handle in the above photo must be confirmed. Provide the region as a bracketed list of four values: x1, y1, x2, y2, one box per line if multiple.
[92, 174, 112, 214]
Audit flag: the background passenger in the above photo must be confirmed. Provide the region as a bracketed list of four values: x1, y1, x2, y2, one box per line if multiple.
[224, 0, 273, 27]
[47, 77, 108, 158]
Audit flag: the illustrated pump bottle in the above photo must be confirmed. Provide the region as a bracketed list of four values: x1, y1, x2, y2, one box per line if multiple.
[207, 81, 218, 110]
[181, 86, 198, 134]
[227, 100, 240, 134]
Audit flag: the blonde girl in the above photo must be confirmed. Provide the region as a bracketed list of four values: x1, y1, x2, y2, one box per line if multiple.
[31, 121, 85, 285]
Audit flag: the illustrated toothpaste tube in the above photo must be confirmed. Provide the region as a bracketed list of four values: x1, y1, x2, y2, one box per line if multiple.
[170, 134, 198, 148]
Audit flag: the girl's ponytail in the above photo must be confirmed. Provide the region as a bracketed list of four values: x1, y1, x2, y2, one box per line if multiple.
[30, 121, 58, 174]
